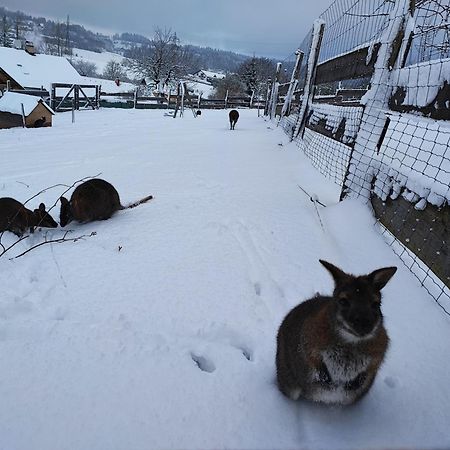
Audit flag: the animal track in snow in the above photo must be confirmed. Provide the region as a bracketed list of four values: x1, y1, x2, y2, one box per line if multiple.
[231, 220, 285, 303]
[191, 353, 216, 373]
[197, 323, 255, 363]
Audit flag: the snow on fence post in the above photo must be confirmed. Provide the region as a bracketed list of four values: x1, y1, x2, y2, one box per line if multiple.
[224, 89, 229, 109]
[340, 0, 413, 200]
[197, 93, 201, 110]
[270, 62, 282, 120]
[250, 90, 254, 108]
[6, 80, 10, 92]
[279, 49, 304, 122]
[293, 19, 325, 139]
[72, 98, 75, 123]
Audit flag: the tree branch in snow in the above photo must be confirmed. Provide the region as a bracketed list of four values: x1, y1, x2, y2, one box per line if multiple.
[11, 230, 97, 259]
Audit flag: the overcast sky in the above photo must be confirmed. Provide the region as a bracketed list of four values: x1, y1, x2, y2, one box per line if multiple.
[1, 0, 333, 59]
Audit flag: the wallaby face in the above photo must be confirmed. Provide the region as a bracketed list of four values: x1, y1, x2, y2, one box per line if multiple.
[59, 196, 73, 227]
[0, 197, 58, 236]
[321, 260, 396, 339]
[276, 260, 397, 405]
[229, 110, 239, 130]
[33, 203, 58, 229]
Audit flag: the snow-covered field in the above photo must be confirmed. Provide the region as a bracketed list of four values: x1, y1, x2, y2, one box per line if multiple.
[0, 109, 449, 450]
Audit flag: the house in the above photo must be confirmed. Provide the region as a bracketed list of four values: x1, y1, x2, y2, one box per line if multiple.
[192, 70, 226, 83]
[0, 91, 55, 129]
[0, 47, 135, 96]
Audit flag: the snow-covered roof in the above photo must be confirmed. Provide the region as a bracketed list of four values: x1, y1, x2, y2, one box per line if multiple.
[0, 47, 84, 92]
[0, 91, 55, 116]
[193, 70, 226, 80]
[0, 47, 135, 94]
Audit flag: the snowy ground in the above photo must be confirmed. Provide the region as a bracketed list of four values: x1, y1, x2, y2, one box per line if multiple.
[0, 109, 449, 450]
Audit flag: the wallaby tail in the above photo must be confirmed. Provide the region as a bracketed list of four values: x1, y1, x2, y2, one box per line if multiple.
[122, 195, 153, 209]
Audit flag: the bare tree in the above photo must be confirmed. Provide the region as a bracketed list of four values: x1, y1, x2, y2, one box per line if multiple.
[70, 59, 98, 77]
[102, 60, 127, 80]
[210, 74, 246, 99]
[237, 57, 276, 98]
[126, 28, 195, 93]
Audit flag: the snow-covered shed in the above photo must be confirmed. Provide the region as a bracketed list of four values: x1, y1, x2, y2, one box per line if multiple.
[0, 91, 55, 129]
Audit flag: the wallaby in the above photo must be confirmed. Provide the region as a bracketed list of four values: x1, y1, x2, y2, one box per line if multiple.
[0, 197, 58, 237]
[276, 260, 397, 405]
[34, 116, 46, 128]
[59, 178, 153, 227]
[229, 110, 239, 130]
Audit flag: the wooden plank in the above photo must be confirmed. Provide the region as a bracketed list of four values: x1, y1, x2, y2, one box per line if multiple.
[371, 195, 449, 289]
[316, 43, 381, 85]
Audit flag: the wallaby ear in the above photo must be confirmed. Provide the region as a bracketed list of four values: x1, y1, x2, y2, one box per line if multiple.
[369, 267, 397, 291]
[60, 197, 69, 206]
[39, 203, 46, 212]
[319, 260, 349, 286]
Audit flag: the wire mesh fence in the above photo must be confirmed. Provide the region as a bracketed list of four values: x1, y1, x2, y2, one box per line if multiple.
[272, 0, 450, 313]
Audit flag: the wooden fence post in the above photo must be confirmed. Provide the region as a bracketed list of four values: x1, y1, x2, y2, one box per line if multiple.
[279, 49, 304, 121]
[173, 83, 181, 118]
[180, 82, 185, 117]
[95, 85, 100, 109]
[51, 84, 56, 111]
[270, 62, 282, 119]
[20, 103, 26, 128]
[264, 78, 272, 116]
[224, 89, 229, 109]
[74, 85, 80, 110]
[133, 87, 138, 109]
[293, 19, 325, 139]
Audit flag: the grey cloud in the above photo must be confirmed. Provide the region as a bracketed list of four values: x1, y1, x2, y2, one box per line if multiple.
[4, 0, 332, 59]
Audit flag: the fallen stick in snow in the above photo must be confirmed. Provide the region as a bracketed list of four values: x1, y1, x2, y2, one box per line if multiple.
[11, 230, 97, 259]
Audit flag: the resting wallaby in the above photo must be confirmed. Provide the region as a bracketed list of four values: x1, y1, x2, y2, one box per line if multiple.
[276, 260, 397, 405]
[229, 110, 239, 130]
[59, 178, 153, 227]
[34, 116, 46, 128]
[0, 197, 58, 237]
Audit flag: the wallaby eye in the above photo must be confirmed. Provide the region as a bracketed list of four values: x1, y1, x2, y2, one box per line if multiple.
[338, 296, 350, 308]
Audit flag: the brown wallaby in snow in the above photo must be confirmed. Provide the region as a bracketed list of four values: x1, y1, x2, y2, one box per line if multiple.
[229, 109, 239, 130]
[0, 197, 58, 237]
[59, 178, 153, 227]
[276, 260, 397, 405]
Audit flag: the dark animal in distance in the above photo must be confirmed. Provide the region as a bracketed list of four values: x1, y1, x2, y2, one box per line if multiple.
[229, 110, 239, 130]
[59, 178, 153, 227]
[196, 110, 202, 116]
[0, 197, 58, 237]
[276, 259, 397, 405]
[34, 116, 46, 128]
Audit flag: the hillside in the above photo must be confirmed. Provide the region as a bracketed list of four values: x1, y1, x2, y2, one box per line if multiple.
[0, 6, 252, 72]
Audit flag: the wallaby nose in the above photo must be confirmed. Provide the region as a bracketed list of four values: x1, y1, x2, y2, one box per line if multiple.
[351, 315, 375, 336]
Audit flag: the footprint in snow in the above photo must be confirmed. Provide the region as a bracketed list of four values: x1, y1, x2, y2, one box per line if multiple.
[191, 353, 216, 373]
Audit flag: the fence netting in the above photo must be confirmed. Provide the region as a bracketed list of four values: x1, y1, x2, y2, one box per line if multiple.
[274, 0, 450, 313]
